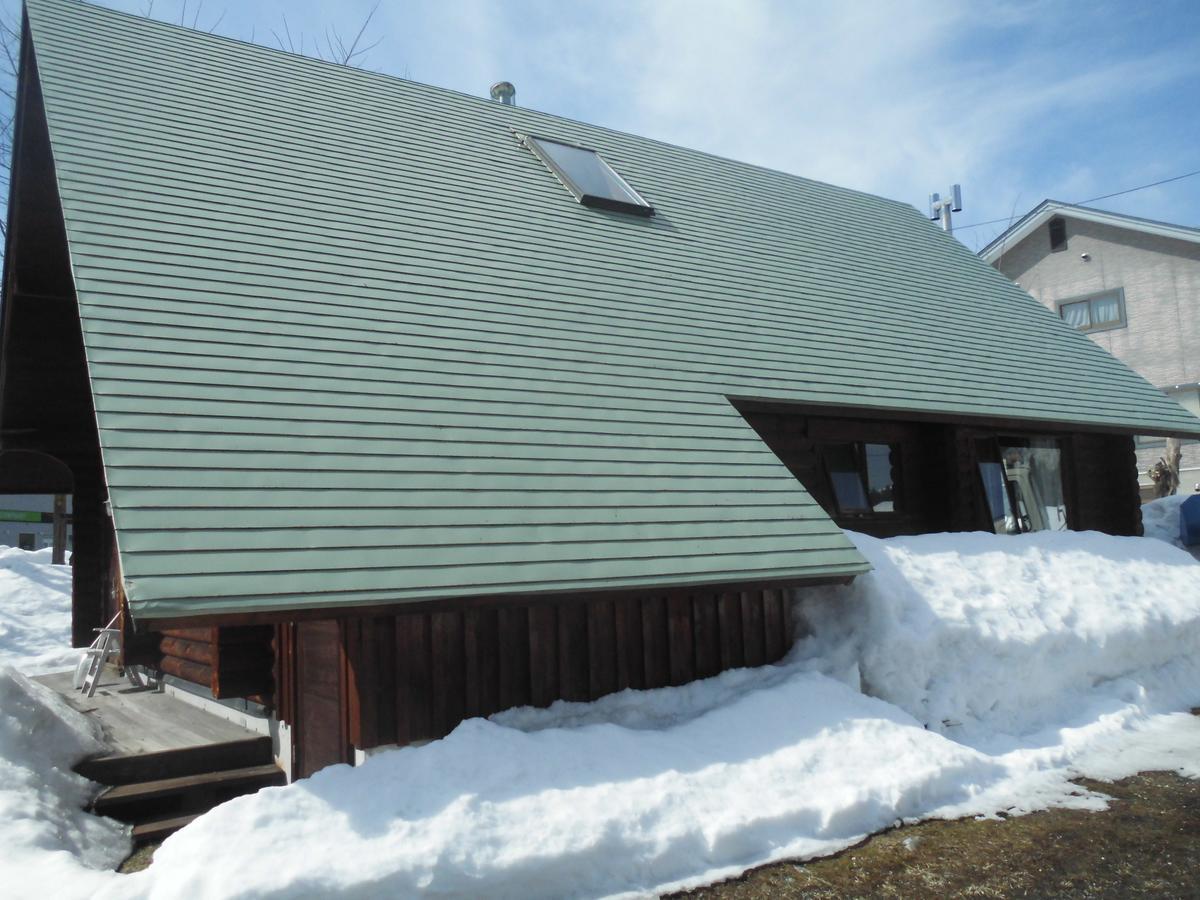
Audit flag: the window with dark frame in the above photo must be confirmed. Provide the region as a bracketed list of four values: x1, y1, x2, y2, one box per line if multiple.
[821, 442, 899, 517]
[522, 135, 654, 216]
[1048, 216, 1067, 252]
[976, 435, 1069, 534]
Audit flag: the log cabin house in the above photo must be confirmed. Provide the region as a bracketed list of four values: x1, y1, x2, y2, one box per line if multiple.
[4, 0, 1200, 781]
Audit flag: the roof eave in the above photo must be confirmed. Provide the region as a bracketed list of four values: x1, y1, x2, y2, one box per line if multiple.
[129, 564, 871, 630]
[980, 200, 1200, 264]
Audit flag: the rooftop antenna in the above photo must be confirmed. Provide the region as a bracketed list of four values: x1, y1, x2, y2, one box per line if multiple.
[929, 184, 963, 234]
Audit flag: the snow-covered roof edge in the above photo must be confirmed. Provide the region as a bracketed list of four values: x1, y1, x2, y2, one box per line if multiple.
[979, 199, 1200, 264]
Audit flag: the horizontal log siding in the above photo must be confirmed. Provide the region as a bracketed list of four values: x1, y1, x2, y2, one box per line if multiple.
[148, 625, 275, 702]
[158, 627, 215, 688]
[343, 588, 791, 749]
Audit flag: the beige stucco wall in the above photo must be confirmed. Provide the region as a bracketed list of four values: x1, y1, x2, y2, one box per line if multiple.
[992, 216, 1200, 491]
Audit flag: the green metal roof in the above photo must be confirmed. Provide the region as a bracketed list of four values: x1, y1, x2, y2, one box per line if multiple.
[21, 0, 1200, 620]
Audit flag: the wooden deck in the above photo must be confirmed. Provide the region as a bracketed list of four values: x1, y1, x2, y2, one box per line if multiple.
[36, 670, 285, 843]
[36, 669, 262, 757]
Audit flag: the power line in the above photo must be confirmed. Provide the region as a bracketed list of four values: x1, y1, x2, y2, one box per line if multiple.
[953, 168, 1200, 231]
[1077, 169, 1200, 205]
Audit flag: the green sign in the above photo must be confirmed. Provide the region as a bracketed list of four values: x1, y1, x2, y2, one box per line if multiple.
[0, 509, 49, 523]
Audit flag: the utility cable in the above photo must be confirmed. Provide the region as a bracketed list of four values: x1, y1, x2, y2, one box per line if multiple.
[954, 169, 1200, 231]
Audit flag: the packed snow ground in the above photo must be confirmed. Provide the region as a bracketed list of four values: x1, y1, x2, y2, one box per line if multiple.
[1, 508, 1199, 897]
[0, 547, 128, 895]
[0, 670, 128, 894]
[0, 545, 79, 674]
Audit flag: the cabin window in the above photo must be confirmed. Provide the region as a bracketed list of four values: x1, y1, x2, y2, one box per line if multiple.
[1058, 290, 1125, 332]
[523, 135, 654, 216]
[977, 436, 1068, 534]
[1048, 217, 1067, 252]
[823, 442, 899, 516]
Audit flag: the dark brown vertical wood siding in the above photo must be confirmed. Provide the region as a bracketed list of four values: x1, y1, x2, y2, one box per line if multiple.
[293, 620, 351, 778]
[341, 588, 793, 749]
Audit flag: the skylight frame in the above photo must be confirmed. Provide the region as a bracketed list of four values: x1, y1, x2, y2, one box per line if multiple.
[522, 134, 655, 217]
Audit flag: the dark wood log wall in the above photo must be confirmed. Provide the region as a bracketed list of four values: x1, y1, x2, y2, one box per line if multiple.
[743, 409, 957, 536]
[305, 588, 793, 751]
[1068, 433, 1143, 536]
[741, 407, 1144, 539]
[127, 625, 275, 702]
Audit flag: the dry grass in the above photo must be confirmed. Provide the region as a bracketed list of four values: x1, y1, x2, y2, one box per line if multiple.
[118, 841, 158, 874]
[118, 770, 1200, 893]
[676, 771, 1200, 899]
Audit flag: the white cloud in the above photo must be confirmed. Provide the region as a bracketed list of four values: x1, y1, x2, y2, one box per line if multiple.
[427, 0, 1197, 248]
[573, 1, 1196, 240]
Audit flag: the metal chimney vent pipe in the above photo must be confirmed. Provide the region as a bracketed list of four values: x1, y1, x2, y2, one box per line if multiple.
[490, 81, 516, 105]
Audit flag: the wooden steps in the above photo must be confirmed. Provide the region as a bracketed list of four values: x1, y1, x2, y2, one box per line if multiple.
[78, 735, 274, 785]
[82, 736, 285, 844]
[94, 763, 285, 813]
[131, 812, 201, 843]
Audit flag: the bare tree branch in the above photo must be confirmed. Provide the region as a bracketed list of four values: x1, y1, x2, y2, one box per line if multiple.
[341, 2, 381, 65]
[305, 3, 382, 67]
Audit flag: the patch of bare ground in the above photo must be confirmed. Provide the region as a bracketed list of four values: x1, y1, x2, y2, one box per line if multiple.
[675, 771, 1200, 899]
[119, 842, 157, 874]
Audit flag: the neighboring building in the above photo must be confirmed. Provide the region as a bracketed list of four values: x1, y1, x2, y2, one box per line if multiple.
[981, 200, 1200, 497]
[0, 492, 71, 550]
[5, 0, 1200, 782]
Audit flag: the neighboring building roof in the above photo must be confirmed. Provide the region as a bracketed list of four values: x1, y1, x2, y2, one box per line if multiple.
[980, 199, 1200, 264]
[18, 0, 1200, 621]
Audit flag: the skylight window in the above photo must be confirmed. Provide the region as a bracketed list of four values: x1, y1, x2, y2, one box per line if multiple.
[523, 135, 654, 216]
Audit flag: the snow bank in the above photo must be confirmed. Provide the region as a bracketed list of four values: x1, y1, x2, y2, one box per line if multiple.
[0, 545, 79, 673]
[0, 667, 129, 894]
[792, 529, 1200, 750]
[1142, 494, 1200, 559]
[108, 670, 1103, 900]
[106, 528, 1200, 900]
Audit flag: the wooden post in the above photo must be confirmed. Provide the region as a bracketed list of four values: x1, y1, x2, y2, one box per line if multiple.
[51, 493, 67, 565]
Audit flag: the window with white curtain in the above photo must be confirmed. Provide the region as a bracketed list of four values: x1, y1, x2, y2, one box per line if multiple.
[1058, 290, 1126, 333]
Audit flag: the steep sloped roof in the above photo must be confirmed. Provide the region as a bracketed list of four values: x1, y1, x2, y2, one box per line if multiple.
[20, 0, 1200, 621]
[980, 199, 1200, 263]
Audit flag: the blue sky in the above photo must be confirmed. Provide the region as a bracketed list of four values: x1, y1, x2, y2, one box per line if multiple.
[8, 0, 1200, 251]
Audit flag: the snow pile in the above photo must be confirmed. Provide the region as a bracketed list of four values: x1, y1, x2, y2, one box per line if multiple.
[1142, 494, 1200, 558]
[0, 545, 80, 673]
[793, 529, 1200, 747]
[0, 668, 129, 894]
[105, 528, 1200, 899]
[110, 670, 1103, 899]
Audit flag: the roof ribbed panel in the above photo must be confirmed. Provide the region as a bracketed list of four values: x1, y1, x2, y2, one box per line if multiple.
[23, 0, 1200, 619]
